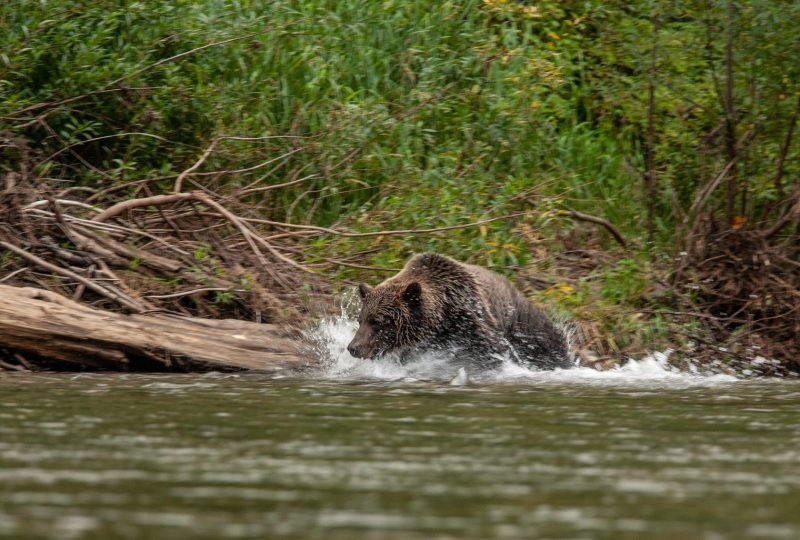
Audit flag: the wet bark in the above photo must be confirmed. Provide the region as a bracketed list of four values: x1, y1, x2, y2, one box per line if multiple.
[0, 285, 310, 372]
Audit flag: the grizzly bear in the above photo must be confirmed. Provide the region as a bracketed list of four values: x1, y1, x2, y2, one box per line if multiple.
[347, 252, 571, 370]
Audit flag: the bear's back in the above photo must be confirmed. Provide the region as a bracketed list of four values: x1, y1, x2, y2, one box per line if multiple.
[394, 253, 570, 368]
[464, 261, 570, 369]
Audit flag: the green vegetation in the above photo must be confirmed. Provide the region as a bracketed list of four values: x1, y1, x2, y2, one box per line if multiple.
[1, 0, 798, 368]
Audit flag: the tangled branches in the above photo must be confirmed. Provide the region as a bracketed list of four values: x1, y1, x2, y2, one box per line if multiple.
[0, 130, 526, 332]
[675, 217, 800, 371]
[0, 133, 331, 325]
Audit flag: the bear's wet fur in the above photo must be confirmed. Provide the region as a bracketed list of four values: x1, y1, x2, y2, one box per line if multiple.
[347, 252, 571, 370]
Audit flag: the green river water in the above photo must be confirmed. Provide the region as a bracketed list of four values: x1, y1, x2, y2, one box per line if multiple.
[1, 362, 799, 540]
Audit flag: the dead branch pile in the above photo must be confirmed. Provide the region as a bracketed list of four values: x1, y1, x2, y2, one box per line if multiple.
[0, 167, 325, 321]
[0, 131, 527, 371]
[676, 217, 800, 370]
[0, 132, 339, 370]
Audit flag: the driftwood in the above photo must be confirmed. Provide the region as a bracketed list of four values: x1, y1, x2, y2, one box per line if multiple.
[0, 285, 311, 372]
[559, 207, 628, 248]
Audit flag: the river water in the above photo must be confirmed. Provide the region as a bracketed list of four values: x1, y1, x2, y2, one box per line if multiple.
[1, 320, 799, 539]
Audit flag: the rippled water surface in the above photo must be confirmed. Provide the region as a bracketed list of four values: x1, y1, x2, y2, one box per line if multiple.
[2, 361, 799, 540]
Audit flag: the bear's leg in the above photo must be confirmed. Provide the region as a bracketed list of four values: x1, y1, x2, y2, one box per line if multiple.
[508, 330, 571, 370]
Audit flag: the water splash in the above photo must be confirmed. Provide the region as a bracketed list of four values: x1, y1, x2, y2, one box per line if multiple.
[306, 304, 739, 387]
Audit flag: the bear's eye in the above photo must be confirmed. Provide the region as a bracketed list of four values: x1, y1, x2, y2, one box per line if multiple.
[369, 317, 385, 328]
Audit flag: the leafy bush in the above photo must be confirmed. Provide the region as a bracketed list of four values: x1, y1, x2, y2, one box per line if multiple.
[2, 0, 797, 314]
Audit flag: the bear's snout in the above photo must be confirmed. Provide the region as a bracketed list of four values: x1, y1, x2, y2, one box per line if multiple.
[347, 341, 365, 358]
[347, 323, 379, 359]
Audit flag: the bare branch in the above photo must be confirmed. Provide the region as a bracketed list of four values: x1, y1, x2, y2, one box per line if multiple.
[174, 138, 221, 193]
[24, 208, 190, 256]
[192, 192, 316, 277]
[39, 133, 198, 165]
[143, 287, 245, 300]
[239, 212, 529, 238]
[0, 268, 28, 283]
[773, 95, 800, 200]
[558, 208, 628, 248]
[685, 126, 757, 226]
[0, 241, 146, 312]
[0, 87, 162, 120]
[724, 0, 738, 225]
[644, 9, 660, 241]
[189, 191, 271, 270]
[688, 158, 738, 222]
[25, 199, 100, 212]
[92, 192, 195, 223]
[213, 135, 310, 142]
[103, 34, 257, 90]
[198, 147, 305, 179]
[236, 172, 320, 197]
[37, 118, 113, 179]
[73, 226, 184, 273]
[764, 182, 800, 241]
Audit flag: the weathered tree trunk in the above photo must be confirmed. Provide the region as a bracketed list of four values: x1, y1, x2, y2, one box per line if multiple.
[644, 7, 660, 243]
[0, 285, 312, 372]
[724, 0, 738, 226]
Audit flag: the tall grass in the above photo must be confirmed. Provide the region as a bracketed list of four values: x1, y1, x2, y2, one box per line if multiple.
[1, 0, 644, 276]
[6, 0, 796, 276]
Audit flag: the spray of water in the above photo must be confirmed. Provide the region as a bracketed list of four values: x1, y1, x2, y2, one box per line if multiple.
[305, 294, 739, 387]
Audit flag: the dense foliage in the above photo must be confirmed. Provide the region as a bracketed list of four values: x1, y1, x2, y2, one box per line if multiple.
[2, 0, 798, 366]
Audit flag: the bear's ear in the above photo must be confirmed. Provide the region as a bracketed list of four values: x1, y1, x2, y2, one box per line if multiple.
[402, 282, 422, 309]
[358, 283, 373, 299]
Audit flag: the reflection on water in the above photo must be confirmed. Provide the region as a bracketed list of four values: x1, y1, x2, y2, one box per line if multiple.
[1, 362, 799, 539]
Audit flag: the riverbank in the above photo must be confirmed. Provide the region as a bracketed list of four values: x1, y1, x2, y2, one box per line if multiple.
[0, 179, 795, 375]
[1, 1, 797, 375]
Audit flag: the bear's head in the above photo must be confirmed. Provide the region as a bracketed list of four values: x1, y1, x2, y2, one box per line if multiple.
[347, 280, 435, 359]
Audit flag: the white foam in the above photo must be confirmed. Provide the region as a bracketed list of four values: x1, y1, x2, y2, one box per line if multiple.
[306, 312, 739, 387]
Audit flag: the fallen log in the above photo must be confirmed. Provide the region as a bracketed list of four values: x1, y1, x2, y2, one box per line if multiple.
[0, 285, 312, 372]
